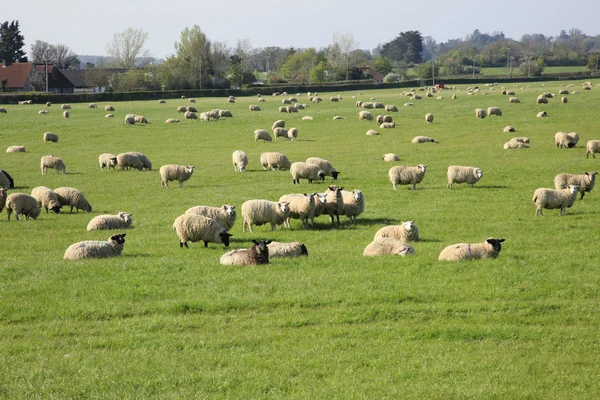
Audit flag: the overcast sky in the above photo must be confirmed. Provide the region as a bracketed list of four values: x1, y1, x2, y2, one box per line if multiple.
[5, 0, 599, 58]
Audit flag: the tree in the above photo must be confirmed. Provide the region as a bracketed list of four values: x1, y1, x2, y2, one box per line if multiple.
[519, 60, 543, 77]
[30, 40, 53, 64]
[415, 60, 439, 80]
[380, 31, 423, 64]
[105, 27, 151, 68]
[587, 53, 600, 74]
[86, 68, 110, 91]
[230, 38, 253, 88]
[0, 20, 25, 63]
[173, 25, 213, 89]
[373, 56, 393, 75]
[309, 61, 328, 82]
[280, 48, 318, 83]
[52, 43, 80, 69]
[325, 32, 359, 80]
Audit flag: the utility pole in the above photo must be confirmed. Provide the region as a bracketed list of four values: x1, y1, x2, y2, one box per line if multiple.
[45, 59, 48, 92]
[507, 48, 511, 79]
[432, 59, 436, 87]
[473, 58, 476, 79]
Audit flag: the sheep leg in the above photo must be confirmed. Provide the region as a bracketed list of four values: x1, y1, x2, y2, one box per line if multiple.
[393, 184, 397, 190]
[580, 192, 585, 200]
[179, 181, 183, 188]
[271, 223, 276, 231]
[411, 183, 416, 190]
[329, 214, 335, 227]
[204, 241, 208, 248]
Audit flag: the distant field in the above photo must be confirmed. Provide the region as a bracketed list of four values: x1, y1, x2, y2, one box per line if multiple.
[480, 65, 590, 76]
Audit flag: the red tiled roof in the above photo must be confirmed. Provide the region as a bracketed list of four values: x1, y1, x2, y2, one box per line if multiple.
[35, 64, 54, 73]
[0, 62, 33, 88]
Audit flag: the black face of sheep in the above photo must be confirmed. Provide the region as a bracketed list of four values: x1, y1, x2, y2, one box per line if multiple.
[219, 232, 232, 247]
[300, 244, 309, 256]
[253, 240, 272, 254]
[568, 143, 576, 148]
[111, 233, 127, 244]
[486, 238, 505, 252]
[331, 171, 340, 180]
[50, 205, 62, 214]
[0, 170, 14, 188]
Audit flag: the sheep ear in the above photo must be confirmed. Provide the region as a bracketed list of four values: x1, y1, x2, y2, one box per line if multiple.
[231, 205, 236, 210]
[265, 240, 272, 245]
[499, 239, 505, 242]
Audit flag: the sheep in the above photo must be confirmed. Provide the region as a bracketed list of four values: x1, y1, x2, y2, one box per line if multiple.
[447, 166, 483, 188]
[40, 155, 66, 175]
[87, 212, 133, 231]
[273, 127, 289, 141]
[506, 90, 516, 96]
[311, 193, 327, 225]
[425, 113, 434, 123]
[5, 193, 41, 221]
[373, 102, 385, 109]
[323, 185, 344, 227]
[254, 129, 272, 143]
[389, 164, 427, 190]
[267, 241, 308, 258]
[105, 114, 114, 118]
[295, 103, 306, 109]
[89, 103, 97, 109]
[359, 111, 373, 121]
[0, 188, 5, 213]
[185, 111, 198, 120]
[287, 127, 299, 141]
[380, 122, 396, 129]
[61, 104, 71, 110]
[99, 153, 117, 170]
[532, 185, 578, 216]
[412, 136, 437, 144]
[260, 152, 291, 171]
[290, 162, 325, 184]
[232, 150, 248, 172]
[312, 96, 322, 103]
[219, 110, 233, 118]
[220, 240, 271, 266]
[509, 97, 520, 103]
[117, 152, 143, 171]
[503, 126, 516, 132]
[279, 106, 288, 113]
[555, 132, 577, 148]
[105, 105, 115, 112]
[376, 115, 384, 125]
[173, 214, 232, 248]
[487, 107, 502, 116]
[363, 238, 416, 257]
[561, 96, 568, 103]
[38, 110, 48, 114]
[385, 105, 398, 112]
[0, 107, 7, 113]
[241, 199, 290, 233]
[125, 115, 135, 125]
[159, 164, 195, 188]
[554, 172, 597, 199]
[54, 187, 92, 213]
[536, 95, 548, 104]
[165, 119, 179, 123]
[382, 153, 400, 162]
[176, 106, 187, 113]
[366, 129, 379, 136]
[128, 152, 152, 170]
[438, 238, 505, 261]
[303, 116, 314, 121]
[0, 170, 13, 189]
[340, 189, 364, 224]
[451, 94, 457, 100]
[559, 89, 569, 95]
[586, 140, 600, 158]
[6, 146, 25, 153]
[30, 186, 62, 214]
[64, 233, 127, 260]
[374, 221, 420, 242]
[474, 108, 487, 118]
[271, 120, 285, 131]
[279, 193, 316, 228]
[134, 115, 148, 124]
[503, 141, 530, 149]
[63, 111, 69, 119]
[159, 99, 166, 104]
[249, 104, 262, 111]
[332, 116, 345, 120]
[510, 137, 530, 144]
[404, 102, 414, 107]
[282, 99, 292, 105]
[181, 95, 186, 99]
[185, 205, 237, 230]
[536, 111, 548, 118]
[362, 102, 374, 109]
[289, 97, 298, 102]
[186, 106, 197, 113]
[567, 132, 579, 146]
[414, 94, 423, 100]
[305, 157, 339, 180]
[189, 98, 196, 103]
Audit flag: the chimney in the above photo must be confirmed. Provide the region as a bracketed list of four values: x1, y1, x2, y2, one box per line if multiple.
[2, 59, 6, 68]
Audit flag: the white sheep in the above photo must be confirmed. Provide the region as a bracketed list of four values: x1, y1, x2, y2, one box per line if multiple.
[241, 199, 290, 233]
[63, 111, 69, 119]
[311, 193, 327, 226]
[38, 110, 48, 114]
[385, 105, 398, 112]
[302, 116, 314, 121]
[447, 166, 483, 188]
[64, 233, 127, 260]
[287, 127, 299, 141]
[128, 152, 152, 170]
[219, 110, 233, 118]
[532, 185, 578, 216]
[40, 155, 66, 174]
[340, 189, 364, 224]
[117, 152, 143, 171]
[220, 240, 271, 265]
[105, 105, 115, 112]
[273, 127, 288, 141]
[374, 221, 421, 242]
[31, 186, 62, 214]
[125, 115, 135, 125]
[389, 165, 427, 190]
[363, 238, 416, 257]
[185, 111, 198, 120]
[249, 104, 262, 111]
[89, 103, 97, 109]
[54, 187, 92, 213]
[267, 241, 308, 258]
[366, 129, 379, 136]
[260, 152, 291, 171]
[134, 115, 148, 124]
[503, 126, 516, 133]
[61, 104, 71, 110]
[537, 111, 548, 118]
[555, 132, 577, 148]
[305, 157, 339, 180]
[290, 162, 326, 184]
[380, 122, 396, 129]
[438, 238, 505, 261]
[271, 120, 285, 131]
[554, 172, 597, 200]
[6, 146, 25, 153]
[105, 114, 114, 118]
[165, 119, 179, 123]
[404, 102, 414, 107]
[87, 212, 133, 231]
[173, 214, 232, 248]
[382, 153, 400, 162]
[324, 185, 344, 227]
[159, 99, 166, 104]
[487, 107, 502, 116]
[5, 193, 41, 221]
[279, 193, 316, 228]
[586, 140, 600, 158]
[508, 97, 520, 103]
[359, 111, 373, 121]
[0, 107, 7, 113]
[231, 150, 248, 172]
[412, 136, 437, 144]
[159, 165, 195, 188]
[99, 153, 117, 170]
[474, 108, 487, 118]
[425, 113, 434, 123]
[185, 205, 237, 231]
[536, 95, 548, 104]
[254, 129, 272, 143]
[504, 141, 530, 149]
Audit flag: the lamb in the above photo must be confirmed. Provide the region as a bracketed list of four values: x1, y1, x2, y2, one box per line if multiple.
[382, 153, 400, 162]
[232, 150, 248, 172]
[340, 189, 364, 224]
[380, 122, 396, 129]
[268, 241, 308, 258]
[363, 238, 416, 257]
[220, 240, 271, 266]
[185, 205, 237, 230]
[99, 153, 117, 170]
[425, 113, 434, 123]
[271, 120, 285, 130]
[185, 111, 198, 120]
[474, 108, 487, 118]
[537, 111, 548, 118]
[389, 165, 427, 190]
[536, 95, 548, 104]
[6, 146, 25, 152]
[554, 172, 597, 199]
[160, 164, 195, 188]
[173, 214, 232, 248]
[586, 140, 600, 158]
[305, 157, 339, 180]
[54, 187, 92, 213]
[134, 115, 148, 124]
[87, 212, 133, 231]
[487, 107, 502, 116]
[5, 193, 41, 221]
[254, 129, 272, 142]
[508, 97, 520, 103]
[412, 136, 437, 144]
[117, 152, 143, 171]
[241, 199, 290, 233]
[324, 185, 344, 227]
[504, 141, 530, 149]
[447, 166, 483, 188]
[40, 155, 66, 174]
[279, 193, 316, 228]
[165, 119, 179, 123]
[260, 152, 291, 171]
[89, 103, 97, 109]
[0, 170, 13, 189]
[290, 162, 326, 184]
[287, 127, 298, 141]
[359, 111, 373, 121]
[63, 111, 69, 119]
[532, 185, 578, 216]
[438, 238, 505, 261]
[385, 105, 398, 112]
[366, 129, 379, 136]
[555, 132, 577, 148]
[31, 186, 62, 214]
[503, 126, 516, 132]
[249, 104, 262, 111]
[105, 105, 115, 112]
[125, 115, 135, 125]
[61, 104, 71, 110]
[374, 221, 421, 242]
[64, 233, 127, 260]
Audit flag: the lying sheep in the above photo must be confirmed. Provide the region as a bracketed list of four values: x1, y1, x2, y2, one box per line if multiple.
[305, 157, 339, 180]
[555, 132, 577, 148]
[99, 153, 117, 170]
[185, 205, 237, 230]
[508, 97, 520, 103]
[536, 95, 548, 104]
[363, 238, 416, 257]
[39, 110, 48, 114]
[31, 186, 62, 214]
[366, 129, 379, 136]
[135, 115, 148, 124]
[451, 94, 457, 100]
[537, 111, 548, 118]
[219, 110, 233, 118]
[380, 122, 396, 129]
[332, 116, 345, 120]
[487, 107, 502, 116]
[89, 103, 97, 109]
[6, 146, 25, 153]
[359, 111, 373, 121]
[63, 111, 69, 119]
[404, 102, 414, 107]
[504, 141, 530, 149]
[374, 221, 420, 242]
[425, 113, 434, 123]
[160, 164, 195, 188]
[341, 189, 364, 224]
[503, 126, 516, 132]
[389, 164, 427, 190]
[87, 212, 132, 231]
[510, 137, 530, 144]
[260, 152, 291, 171]
[586, 140, 600, 158]
[278, 106, 288, 113]
[438, 238, 505, 261]
[220, 240, 271, 266]
[385, 104, 398, 112]
[533, 185, 578, 216]
[312, 96, 322, 103]
[105, 114, 114, 118]
[64, 233, 127, 260]
[165, 119, 179, 123]
[189, 98, 196, 103]
[447, 166, 483, 188]
[6, 193, 41, 221]
[412, 136, 437, 144]
[177, 106, 187, 113]
[554, 172, 597, 199]
[561, 96, 568, 103]
[267, 241, 308, 258]
[105, 105, 115, 112]
[303, 116, 314, 121]
[173, 214, 231, 248]
[290, 162, 325, 184]
[279, 193, 315, 228]
[54, 187, 92, 213]
[40, 155, 66, 175]
[249, 104, 262, 111]
[382, 153, 400, 162]
[61, 104, 71, 110]
[474, 108, 487, 118]
[125, 115, 135, 125]
[376, 115, 384, 125]
[232, 150, 248, 172]
[241, 199, 290, 232]
[254, 129, 272, 143]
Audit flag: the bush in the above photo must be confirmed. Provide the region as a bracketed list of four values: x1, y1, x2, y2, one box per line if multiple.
[383, 73, 402, 83]
[519, 61, 544, 77]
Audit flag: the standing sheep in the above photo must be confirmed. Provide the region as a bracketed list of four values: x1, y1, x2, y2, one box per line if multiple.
[305, 157, 339, 180]
[279, 193, 316, 228]
[267, 241, 308, 258]
[87, 212, 133, 231]
[561, 96, 568, 103]
[241, 199, 290, 233]
[5, 193, 41, 221]
[125, 115, 136, 125]
[290, 162, 325, 184]
[385, 104, 399, 112]
[532, 185, 578, 216]
[232, 150, 248, 172]
[54, 187, 92, 213]
[117, 152, 144, 171]
[554, 172, 597, 199]
[40, 155, 66, 174]
[287, 127, 299, 141]
[271, 120, 285, 131]
[340, 189, 364, 224]
[273, 127, 288, 141]
[31, 186, 62, 214]
[447, 166, 483, 188]
[555, 132, 577, 148]
[487, 107, 502, 116]
[185, 205, 237, 230]
[173, 214, 232, 248]
[509, 97, 520, 103]
[220, 240, 271, 266]
[249, 105, 261, 111]
[134, 115, 148, 123]
[359, 111, 374, 121]
[375, 221, 420, 242]
[363, 238, 416, 257]
[43, 132, 58, 143]
[324, 185, 344, 227]
[160, 165, 195, 188]
[6, 146, 25, 153]
[64, 233, 127, 260]
[474, 108, 487, 118]
[586, 140, 600, 158]
[438, 238, 505, 261]
[105, 105, 115, 112]
[99, 153, 117, 170]
[254, 129, 272, 143]
[260, 152, 291, 171]
[185, 111, 198, 120]
[425, 113, 434, 123]
[129, 152, 152, 170]
[389, 165, 427, 190]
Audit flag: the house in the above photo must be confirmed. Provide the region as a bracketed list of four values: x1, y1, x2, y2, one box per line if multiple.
[0, 61, 34, 91]
[33, 65, 75, 93]
[62, 68, 130, 93]
[359, 67, 384, 82]
[0, 61, 75, 92]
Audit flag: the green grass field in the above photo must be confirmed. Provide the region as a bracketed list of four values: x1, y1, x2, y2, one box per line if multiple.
[1, 80, 600, 398]
[480, 65, 590, 76]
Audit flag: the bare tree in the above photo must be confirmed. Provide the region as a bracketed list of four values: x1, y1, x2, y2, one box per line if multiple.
[105, 27, 152, 68]
[51, 43, 80, 69]
[30, 40, 53, 64]
[327, 32, 359, 80]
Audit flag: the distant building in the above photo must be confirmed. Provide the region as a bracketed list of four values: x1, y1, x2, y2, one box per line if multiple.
[61, 68, 130, 93]
[0, 61, 75, 92]
[0, 61, 34, 91]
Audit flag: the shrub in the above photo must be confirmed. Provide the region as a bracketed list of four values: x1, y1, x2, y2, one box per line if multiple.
[383, 73, 402, 83]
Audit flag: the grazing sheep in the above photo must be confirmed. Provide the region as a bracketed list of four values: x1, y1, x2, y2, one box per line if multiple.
[425, 113, 434, 123]
[249, 104, 262, 111]
[219, 110, 233, 118]
[389, 164, 427, 190]
[189, 98, 196, 103]
[376, 115, 384, 124]
[303, 116, 314, 121]
[54, 187, 92, 213]
[438, 238, 505, 261]
[508, 97, 520, 103]
[241, 199, 290, 233]
[295, 103, 306, 109]
[40, 155, 66, 175]
[382, 153, 400, 162]
[31, 186, 62, 214]
[220, 240, 271, 266]
[312, 96, 322, 103]
[555, 132, 577, 148]
[447, 166, 483, 188]
[185, 111, 198, 120]
[474, 108, 487, 118]
[412, 136, 437, 144]
[89, 103, 97, 109]
[504, 141, 530, 149]
[268, 241, 308, 258]
[554, 172, 597, 199]
[359, 111, 373, 121]
[165, 118, 179, 123]
[271, 120, 285, 131]
[185, 205, 237, 230]
[536, 95, 548, 104]
[385, 104, 398, 112]
[362, 102, 374, 109]
[503, 126, 516, 132]
[87, 212, 132, 231]
[63, 111, 69, 119]
[506, 91, 516, 96]
[366, 129, 379, 136]
[98, 153, 117, 171]
[232, 150, 248, 172]
[290, 162, 325, 184]
[173, 214, 232, 248]
[273, 127, 289, 141]
[373, 102, 385, 109]
[404, 102, 414, 107]
[532, 185, 578, 216]
[116, 152, 143, 171]
[330, 96, 339, 102]
[260, 152, 291, 171]
[279, 193, 316, 228]
[487, 107, 502, 116]
[186, 106, 197, 113]
[64, 233, 127, 260]
[363, 238, 416, 257]
[380, 122, 396, 129]
[586, 140, 600, 158]
[537, 111, 548, 118]
[356, 101, 363, 107]
[159, 99, 166, 104]
[6, 146, 25, 153]
[134, 115, 148, 124]
[340, 189, 364, 224]
[176, 106, 187, 113]
[105, 105, 115, 112]
[0, 107, 7, 113]
[287, 127, 299, 141]
[159, 164, 195, 188]
[5, 193, 41, 221]
[125, 115, 135, 125]
[305, 157, 339, 180]
[61, 104, 71, 110]
[127, 152, 152, 170]
[374, 221, 420, 242]
[0, 170, 14, 189]
[254, 129, 272, 143]
[282, 99, 292, 104]
[561, 96, 568, 103]
[279, 106, 288, 113]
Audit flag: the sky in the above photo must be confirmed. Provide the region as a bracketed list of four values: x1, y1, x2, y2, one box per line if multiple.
[4, 0, 600, 59]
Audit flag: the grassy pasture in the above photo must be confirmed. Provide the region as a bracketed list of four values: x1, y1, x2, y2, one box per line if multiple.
[1, 80, 600, 398]
[480, 65, 590, 76]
